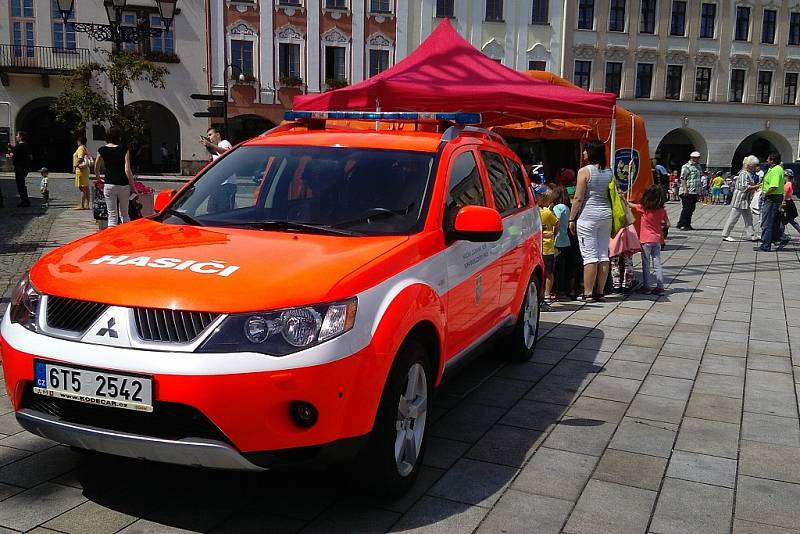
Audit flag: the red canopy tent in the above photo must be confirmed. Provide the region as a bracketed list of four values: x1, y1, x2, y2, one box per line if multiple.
[293, 19, 615, 126]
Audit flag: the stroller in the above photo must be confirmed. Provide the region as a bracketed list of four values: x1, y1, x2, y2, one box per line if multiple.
[92, 179, 144, 229]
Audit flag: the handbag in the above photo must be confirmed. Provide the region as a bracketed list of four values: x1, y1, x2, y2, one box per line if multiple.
[609, 178, 634, 237]
[750, 190, 762, 216]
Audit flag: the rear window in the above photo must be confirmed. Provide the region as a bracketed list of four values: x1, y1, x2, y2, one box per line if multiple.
[168, 146, 435, 236]
[481, 151, 518, 216]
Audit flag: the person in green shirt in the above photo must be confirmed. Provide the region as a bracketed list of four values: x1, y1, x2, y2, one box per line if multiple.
[756, 152, 786, 251]
[677, 151, 702, 230]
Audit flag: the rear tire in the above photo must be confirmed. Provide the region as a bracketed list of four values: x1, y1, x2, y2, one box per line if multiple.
[505, 274, 541, 362]
[361, 340, 431, 496]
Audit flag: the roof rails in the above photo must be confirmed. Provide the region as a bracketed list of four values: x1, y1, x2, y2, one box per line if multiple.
[284, 110, 482, 125]
[440, 125, 509, 147]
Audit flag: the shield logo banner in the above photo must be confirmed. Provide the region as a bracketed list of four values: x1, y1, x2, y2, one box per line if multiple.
[614, 148, 640, 193]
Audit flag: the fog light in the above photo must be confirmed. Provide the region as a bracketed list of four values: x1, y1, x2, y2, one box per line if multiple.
[289, 400, 318, 428]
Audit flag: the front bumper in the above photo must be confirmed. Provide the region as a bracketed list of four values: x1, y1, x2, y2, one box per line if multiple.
[16, 408, 264, 471]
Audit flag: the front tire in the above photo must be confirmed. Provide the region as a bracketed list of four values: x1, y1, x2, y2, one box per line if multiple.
[506, 274, 541, 361]
[362, 340, 431, 496]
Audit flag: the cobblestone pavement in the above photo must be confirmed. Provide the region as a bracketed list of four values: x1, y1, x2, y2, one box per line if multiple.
[0, 200, 798, 533]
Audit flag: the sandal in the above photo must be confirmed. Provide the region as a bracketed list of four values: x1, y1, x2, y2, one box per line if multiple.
[593, 294, 606, 302]
[576, 294, 594, 303]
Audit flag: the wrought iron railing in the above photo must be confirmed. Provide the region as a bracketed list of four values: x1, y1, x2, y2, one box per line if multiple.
[0, 45, 91, 73]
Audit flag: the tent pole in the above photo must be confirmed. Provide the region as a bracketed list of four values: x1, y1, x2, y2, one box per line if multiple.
[609, 106, 617, 169]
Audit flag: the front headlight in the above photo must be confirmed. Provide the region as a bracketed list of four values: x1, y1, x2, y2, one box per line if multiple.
[9, 274, 40, 332]
[197, 298, 357, 356]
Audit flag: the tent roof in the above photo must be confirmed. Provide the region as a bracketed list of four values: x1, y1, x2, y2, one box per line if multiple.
[293, 19, 616, 125]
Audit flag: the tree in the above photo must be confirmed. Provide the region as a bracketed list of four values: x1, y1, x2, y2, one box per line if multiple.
[52, 50, 169, 143]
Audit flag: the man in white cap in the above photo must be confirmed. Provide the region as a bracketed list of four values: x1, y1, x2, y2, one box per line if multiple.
[678, 150, 702, 230]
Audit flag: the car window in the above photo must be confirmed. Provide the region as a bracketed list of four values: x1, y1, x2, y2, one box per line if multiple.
[168, 145, 435, 236]
[481, 151, 518, 216]
[445, 151, 486, 226]
[505, 157, 530, 208]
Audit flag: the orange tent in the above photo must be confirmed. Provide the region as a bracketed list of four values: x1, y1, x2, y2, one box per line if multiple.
[495, 71, 653, 202]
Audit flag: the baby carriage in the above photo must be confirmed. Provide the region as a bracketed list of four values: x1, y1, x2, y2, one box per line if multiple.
[92, 179, 109, 230]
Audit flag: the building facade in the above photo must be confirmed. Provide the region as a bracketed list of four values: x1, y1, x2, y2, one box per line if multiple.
[0, 0, 210, 173]
[563, 0, 800, 172]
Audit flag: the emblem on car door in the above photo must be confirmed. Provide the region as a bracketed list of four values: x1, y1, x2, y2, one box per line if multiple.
[475, 275, 483, 304]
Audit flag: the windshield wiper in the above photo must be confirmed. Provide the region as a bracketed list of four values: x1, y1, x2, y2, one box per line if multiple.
[162, 208, 204, 227]
[244, 220, 360, 236]
[331, 206, 411, 229]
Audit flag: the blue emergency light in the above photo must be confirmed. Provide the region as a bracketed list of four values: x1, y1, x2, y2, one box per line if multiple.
[284, 110, 482, 125]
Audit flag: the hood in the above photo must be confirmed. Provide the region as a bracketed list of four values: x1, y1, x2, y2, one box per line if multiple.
[30, 219, 407, 313]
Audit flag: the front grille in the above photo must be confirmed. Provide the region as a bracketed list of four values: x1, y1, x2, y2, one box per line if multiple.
[22, 384, 231, 443]
[46, 296, 108, 333]
[133, 308, 219, 344]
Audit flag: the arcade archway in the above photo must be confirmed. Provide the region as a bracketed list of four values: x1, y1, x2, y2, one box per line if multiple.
[731, 131, 792, 171]
[16, 97, 76, 172]
[124, 101, 180, 173]
[655, 127, 707, 173]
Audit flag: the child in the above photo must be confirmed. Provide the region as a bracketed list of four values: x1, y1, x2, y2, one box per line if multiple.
[711, 172, 725, 204]
[39, 167, 49, 207]
[551, 186, 573, 299]
[538, 190, 560, 308]
[630, 185, 670, 296]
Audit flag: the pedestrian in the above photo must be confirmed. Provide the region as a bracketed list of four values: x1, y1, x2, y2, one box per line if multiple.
[94, 126, 136, 228]
[568, 140, 613, 303]
[711, 172, 725, 204]
[722, 155, 760, 242]
[39, 167, 49, 208]
[552, 186, 573, 300]
[200, 127, 232, 161]
[630, 185, 670, 296]
[73, 130, 91, 210]
[781, 169, 800, 238]
[539, 190, 559, 307]
[755, 152, 786, 252]
[669, 170, 680, 201]
[677, 151, 702, 230]
[9, 131, 33, 207]
[700, 171, 710, 205]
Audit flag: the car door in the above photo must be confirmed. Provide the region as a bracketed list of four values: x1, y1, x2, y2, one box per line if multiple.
[479, 150, 529, 316]
[443, 149, 501, 360]
[499, 156, 535, 315]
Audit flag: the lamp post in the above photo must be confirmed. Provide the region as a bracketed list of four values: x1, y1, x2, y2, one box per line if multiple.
[223, 63, 247, 139]
[56, 0, 178, 111]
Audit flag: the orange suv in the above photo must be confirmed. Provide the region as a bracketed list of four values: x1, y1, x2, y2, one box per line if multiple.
[1, 112, 544, 494]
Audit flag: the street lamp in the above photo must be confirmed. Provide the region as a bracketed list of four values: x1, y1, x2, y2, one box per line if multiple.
[56, 0, 178, 43]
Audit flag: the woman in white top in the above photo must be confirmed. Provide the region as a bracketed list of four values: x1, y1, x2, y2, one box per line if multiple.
[721, 155, 760, 242]
[568, 141, 613, 302]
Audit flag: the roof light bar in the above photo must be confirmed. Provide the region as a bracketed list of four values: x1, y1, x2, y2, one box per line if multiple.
[284, 110, 482, 125]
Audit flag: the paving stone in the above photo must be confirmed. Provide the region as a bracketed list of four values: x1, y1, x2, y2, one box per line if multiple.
[465, 425, 544, 468]
[659, 343, 705, 360]
[625, 335, 666, 350]
[475, 490, 572, 534]
[430, 403, 505, 443]
[575, 336, 625, 353]
[500, 400, 566, 431]
[627, 394, 687, 424]
[608, 417, 677, 458]
[739, 440, 800, 485]
[464, 377, 531, 409]
[564, 349, 613, 364]
[0, 415, 22, 437]
[650, 355, 700, 379]
[0, 432, 55, 453]
[639, 374, 694, 401]
[732, 519, 800, 534]
[512, 447, 597, 501]
[368, 466, 445, 514]
[666, 450, 737, 488]
[747, 369, 796, 393]
[0, 482, 86, 532]
[685, 392, 742, 424]
[748, 355, 793, 374]
[694, 372, 745, 398]
[389, 496, 487, 534]
[744, 386, 798, 418]
[705, 341, 749, 358]
[543, 418, 616, 456]
[600, 359, 651, 380]
[735, 476, 800, 530]
[211, 510, 305, 533]
[423, 437, 471, 470]
[525, 375, 592, 406]
[650, 477, 733, 534]
[428, 458, 517, 508]
[592, 449, 667, 491]
[701, 354, 747, 376]
[495, 362, 552, 382]
[565, 397, 628, 424]
[120, 519, 229, 533]
[43, 500, 137, 534]
[675, 417, 740, 459]
[0, 447, 83, 488]
[581, 375, 641, 403]
[301, 502, 400, 534]
[741, 413, 800, 447]
[550, 359, 605, 379]
[611, 345, 659, 363]
[562, 480, 656, 534]
[749, 340, 791, 357]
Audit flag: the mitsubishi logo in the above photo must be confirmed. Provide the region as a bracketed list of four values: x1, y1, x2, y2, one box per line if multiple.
[97, 318, 118, 338]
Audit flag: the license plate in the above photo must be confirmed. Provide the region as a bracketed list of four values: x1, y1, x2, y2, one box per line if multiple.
[33, 360, 153, 412]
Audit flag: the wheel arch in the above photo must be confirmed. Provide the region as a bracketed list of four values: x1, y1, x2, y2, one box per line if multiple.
[402, 321, 442, 387]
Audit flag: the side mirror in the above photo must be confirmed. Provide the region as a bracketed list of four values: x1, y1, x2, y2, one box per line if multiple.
[448, 205, 504, 243]
[154, 189, 176, 213]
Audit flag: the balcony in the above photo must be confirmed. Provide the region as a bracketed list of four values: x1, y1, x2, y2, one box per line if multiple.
[0, 45, 91, 77]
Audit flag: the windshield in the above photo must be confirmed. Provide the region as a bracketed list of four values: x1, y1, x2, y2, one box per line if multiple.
[167, 145, 435, 236]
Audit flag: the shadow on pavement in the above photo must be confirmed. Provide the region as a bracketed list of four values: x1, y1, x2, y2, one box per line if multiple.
[60, 325, 603, 532]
